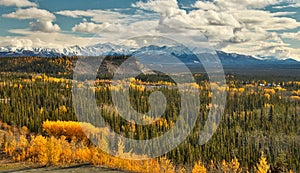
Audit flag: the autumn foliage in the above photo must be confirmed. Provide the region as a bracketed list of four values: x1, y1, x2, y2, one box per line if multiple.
[1, 121, 177, 172]
[255, 152, 270, 173]
[192, 161, 207, 173]
[1, 120, 295, 173]
[42, 120, 98, 141]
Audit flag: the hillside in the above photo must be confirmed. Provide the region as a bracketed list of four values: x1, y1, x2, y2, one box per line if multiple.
[0, 55, 299, 79]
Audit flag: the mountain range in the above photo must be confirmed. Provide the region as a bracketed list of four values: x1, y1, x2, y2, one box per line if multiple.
[0, 43, 299, 66]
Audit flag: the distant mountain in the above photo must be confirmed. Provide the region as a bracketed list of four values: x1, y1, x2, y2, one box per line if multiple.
[0, 47, 64, 57]
[64, 43, 134, 56]
[0, 43, 298, 66]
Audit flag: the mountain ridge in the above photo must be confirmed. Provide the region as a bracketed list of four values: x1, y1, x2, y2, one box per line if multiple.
[0, 43, 298, 65]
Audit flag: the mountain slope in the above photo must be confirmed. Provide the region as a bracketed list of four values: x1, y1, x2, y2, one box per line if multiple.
[0, 43, 298, 66]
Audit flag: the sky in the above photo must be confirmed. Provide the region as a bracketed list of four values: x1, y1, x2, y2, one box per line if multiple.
[0, 0, 300, 60]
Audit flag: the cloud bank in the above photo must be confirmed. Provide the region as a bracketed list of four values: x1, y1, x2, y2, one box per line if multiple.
[1, 0, 300, 60]
[130, 0, 300, 59]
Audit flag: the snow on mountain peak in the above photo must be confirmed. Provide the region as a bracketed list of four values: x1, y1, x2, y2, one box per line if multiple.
[0, 43, 298, 64]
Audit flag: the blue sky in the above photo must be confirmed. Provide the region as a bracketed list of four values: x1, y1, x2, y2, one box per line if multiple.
[0, 0, 300, 60]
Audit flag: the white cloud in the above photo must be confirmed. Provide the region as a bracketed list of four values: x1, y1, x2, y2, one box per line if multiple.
[273, 3, 300, 9]
[57, 9, 159, 25]
[212, 0, 282, 10]
[58, 8, 160, 39]
[30, 21, 61, 33]
[0, 0, 37, 7]
[231, 10, 299, 30]
[0, 27, 160, 50]
[130, 0, 300, 59]
[54, 0, 300, 59]
[1, 0, 299, 60]
[281, 31, 300, 40]
[0, 29, 98, 49]
[0, 37, 34, 50]
[3, 7, 55, 21]
[133, 0, 181, 16]
[72, 20, 159, 40]
[193, 1, 220, 11]
[2, 8, 60, 33]
[56, 10, 126, 23]
[72, 22, 123, 34]
[132, 0, 298, 35]
[222, 40, 300, 60]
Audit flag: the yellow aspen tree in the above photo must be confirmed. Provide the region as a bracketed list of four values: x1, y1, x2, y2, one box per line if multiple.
[192, 161, 207, 173]
[20, 126, 29, 135]
[59, 136, 73, 165]
[222, 160, 229, 173]
[3, 132, 17, 157]
[47, 137, 62, 165]
[74, 144, 92, 163]
[159, 157, 175, 173]
[256, 152, 270, 173]
[28, 135, 47, 164]
[179, 166, 186, 173]
[229, 157, 241, 173]
[17, 135, 29, 161]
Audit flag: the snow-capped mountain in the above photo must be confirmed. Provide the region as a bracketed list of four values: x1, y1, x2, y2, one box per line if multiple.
[62, 43, 134, 56]
[0, 43, 133, 57]
[0, 43, 298, 65]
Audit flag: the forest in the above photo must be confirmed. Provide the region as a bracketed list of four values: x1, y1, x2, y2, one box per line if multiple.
[0, 56, 299, 173]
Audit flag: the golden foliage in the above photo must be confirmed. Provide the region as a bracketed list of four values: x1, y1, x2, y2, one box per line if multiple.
[292, 89, 300, 96]
[222, 157, 241, 173]
[256, 152, 270, 173]
[1, 121, 290, 173]
[3, 131, 17, 157]
[39, 136, 62, 165]
[229, 157, 241, 173]
[238, 88, 245, 93]
[264, 93, 271, 100]
[158, 157, 175, 173]
[264, 89, 275, 95]
[290, 95, 300, 101]
[42, 120, 100, 141]
[192, 161, 207, 173]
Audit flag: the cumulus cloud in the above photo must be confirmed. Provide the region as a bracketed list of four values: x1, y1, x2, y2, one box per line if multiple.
[57, 9, 160, 25]
[130, 0, 300, 59]
[281, 31, 300, 40]
[72, 20, 158, 41]
[56, 10, 126, 23]
[0, 29, 98, 49]
[211, 0, 281, 10]
[72, 22, 123, 34]
[3, 7, 55, 21]
[133, 0, 182, 16]
[0, 37, 34, 50]
[2, 8, 60, 33]
[0, 27, 160, 50]
[134, 0, 297, 30]
[231, 10, 299, 31]
[30, 21, 61, 33]
[193, 1, 220, 11]
[0, 0, 37, 7]
[58, 8, 160, 38]
[1, 0, 300, 60]
[222, 40, 300, 60]
[57, 0, 300, 59]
